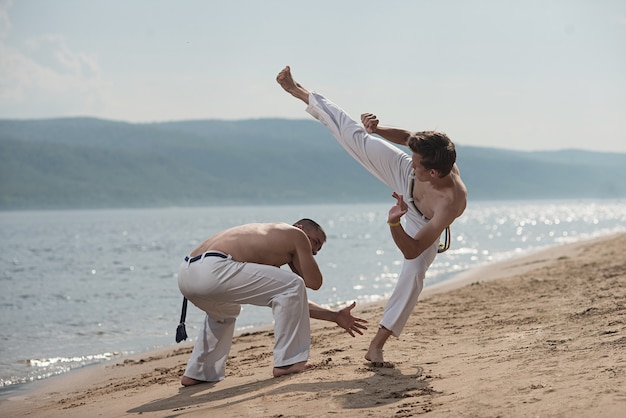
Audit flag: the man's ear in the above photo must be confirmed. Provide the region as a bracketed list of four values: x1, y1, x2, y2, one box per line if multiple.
[295, 224, 303, 230]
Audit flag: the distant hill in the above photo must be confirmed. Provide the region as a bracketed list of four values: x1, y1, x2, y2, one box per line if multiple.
[1, 117, 625, 210]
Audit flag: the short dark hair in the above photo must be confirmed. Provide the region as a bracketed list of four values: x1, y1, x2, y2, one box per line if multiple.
[407, 131, 456, 177]
[293, 218, 326, 242]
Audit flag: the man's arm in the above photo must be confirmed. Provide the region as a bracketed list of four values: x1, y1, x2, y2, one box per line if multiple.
[290, 229, 323, 290]
[288, 262, 300, 276]
[387, 193, 455, 259]
[308, 301, 368, 337]
[361, 113, 412, 146]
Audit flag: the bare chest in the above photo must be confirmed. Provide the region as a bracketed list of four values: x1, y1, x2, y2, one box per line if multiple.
[410, 191, 436, 220]
[410, 174, 466, 220]
[409, 179, 438, 219]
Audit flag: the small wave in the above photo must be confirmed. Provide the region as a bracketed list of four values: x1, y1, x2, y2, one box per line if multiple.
[1, 351, 126, 389]
[21, 352, 121, 368]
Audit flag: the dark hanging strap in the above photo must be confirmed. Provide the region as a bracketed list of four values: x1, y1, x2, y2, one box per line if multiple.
[438, 226, 451, 253]
[175, 297, 188, 343]
[410, 177, 451, 254]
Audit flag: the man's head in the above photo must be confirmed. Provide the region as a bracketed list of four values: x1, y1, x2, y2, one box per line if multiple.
[407, 131, 456, 177]
[293, 218, 327, 255]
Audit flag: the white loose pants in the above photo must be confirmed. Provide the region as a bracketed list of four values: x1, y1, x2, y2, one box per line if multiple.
[177, 253, 310, 381]
[306, 92, 439, 337]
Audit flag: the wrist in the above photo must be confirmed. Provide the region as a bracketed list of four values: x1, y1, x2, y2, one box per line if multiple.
[387, 219, 401, 227]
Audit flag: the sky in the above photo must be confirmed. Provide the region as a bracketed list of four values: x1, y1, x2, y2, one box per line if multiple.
[0, 0, 625, 153]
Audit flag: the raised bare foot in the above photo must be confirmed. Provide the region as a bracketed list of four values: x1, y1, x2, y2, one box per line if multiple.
[272, 361, 316, 377]
[180, 375, 207, 386]
[276, 66, 310, 104]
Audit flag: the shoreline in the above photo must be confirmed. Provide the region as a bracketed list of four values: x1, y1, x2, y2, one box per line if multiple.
[2, 232, 625, 417]
[0, 235, 594, 397]
[422, 232, 623, 296]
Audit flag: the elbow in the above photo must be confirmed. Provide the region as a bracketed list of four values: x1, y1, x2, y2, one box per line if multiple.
[402, 250, 420, 260]
[401, 244, 423, 260]
[307, 277, 323, 291]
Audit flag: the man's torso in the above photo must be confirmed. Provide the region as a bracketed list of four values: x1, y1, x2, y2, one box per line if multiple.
[412, 168, 467, 222]
[191, 223, 297, 267]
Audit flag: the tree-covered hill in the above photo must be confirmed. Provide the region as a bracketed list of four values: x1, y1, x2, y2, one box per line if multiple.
[1, 118, 624, 210]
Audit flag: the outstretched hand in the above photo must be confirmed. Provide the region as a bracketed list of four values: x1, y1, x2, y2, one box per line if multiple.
[336, 301, 368, 337]
[388, 192, 408, 224]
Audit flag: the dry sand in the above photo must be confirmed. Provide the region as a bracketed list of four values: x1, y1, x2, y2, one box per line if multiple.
[3, 233, 625, 417]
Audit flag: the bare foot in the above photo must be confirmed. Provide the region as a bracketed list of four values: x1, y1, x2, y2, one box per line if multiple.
[276, 66, 310, 104]
[272, 361, 316, 377]
[368, 360, 395, 368]
[365, 346, 395, 368]
[180, 375, 207, 386]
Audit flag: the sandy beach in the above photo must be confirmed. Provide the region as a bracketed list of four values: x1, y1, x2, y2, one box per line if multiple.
[3, 233, 625, 417]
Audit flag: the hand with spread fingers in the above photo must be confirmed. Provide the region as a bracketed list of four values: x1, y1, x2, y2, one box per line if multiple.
[335, 301, 368, 337]
[388, 192, 408, 225]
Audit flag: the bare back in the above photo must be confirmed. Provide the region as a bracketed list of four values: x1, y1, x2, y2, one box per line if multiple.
[190, 222, 323, 290]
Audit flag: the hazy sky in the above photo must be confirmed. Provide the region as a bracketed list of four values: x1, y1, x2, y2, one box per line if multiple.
[1, 0, 625, 152]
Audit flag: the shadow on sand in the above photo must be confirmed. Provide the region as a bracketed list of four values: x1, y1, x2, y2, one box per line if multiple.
[128, 364, 434, 416]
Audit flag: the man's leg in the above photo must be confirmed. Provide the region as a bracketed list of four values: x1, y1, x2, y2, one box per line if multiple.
[181, 303, 240, 386]
[278, 66, 412, 194]
[365, 326, 394, 367]
[214, 260, 313, 377]
[365, 246, 438, 366]
[267, 268, 313, 377]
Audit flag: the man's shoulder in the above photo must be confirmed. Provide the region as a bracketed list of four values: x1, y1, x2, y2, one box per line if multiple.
[448, 172, 467, 203]
[246, 221, 291, 229]
[267, 222, 298, 231]
[433, 185, 466, 220]
[230, 222, 293, 237]
[265, 222, 303, 238]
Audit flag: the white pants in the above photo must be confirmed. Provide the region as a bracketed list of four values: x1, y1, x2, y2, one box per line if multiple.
[306, 92, 438, 337]
[178, 252, 310, 381]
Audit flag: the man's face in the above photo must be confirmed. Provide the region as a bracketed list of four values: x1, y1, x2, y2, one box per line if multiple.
[306, 230, 325, 255]
[412, 152, 439, 181]
[411, 153, 427, 179]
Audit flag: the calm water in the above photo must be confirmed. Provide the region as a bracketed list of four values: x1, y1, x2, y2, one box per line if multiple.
[1, 200, 625, 394]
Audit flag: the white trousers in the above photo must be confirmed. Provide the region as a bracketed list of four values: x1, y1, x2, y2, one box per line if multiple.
[177, 252, 310, 381]
[306, 92, 438, 337]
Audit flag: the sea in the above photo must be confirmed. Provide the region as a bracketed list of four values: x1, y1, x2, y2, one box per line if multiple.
[1, 199, 625, 396]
